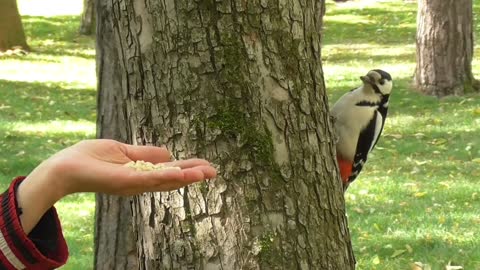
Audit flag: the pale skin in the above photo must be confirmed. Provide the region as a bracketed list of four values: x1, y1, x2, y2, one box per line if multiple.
[16, 139, 217, 234]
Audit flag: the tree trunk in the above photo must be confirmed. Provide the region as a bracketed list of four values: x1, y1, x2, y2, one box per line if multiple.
[96, 0, 355, 269]
[0, 0, 29, 52]
[94, 2, 138, 269]
[415, 0, 479, 97]
[79, 0, 95, 35]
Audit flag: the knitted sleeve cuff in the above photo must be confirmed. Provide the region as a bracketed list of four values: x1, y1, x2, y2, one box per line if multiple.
[0, 177, 68, 270]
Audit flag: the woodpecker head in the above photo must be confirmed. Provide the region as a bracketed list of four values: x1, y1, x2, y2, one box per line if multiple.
[360, 69, 393, 97]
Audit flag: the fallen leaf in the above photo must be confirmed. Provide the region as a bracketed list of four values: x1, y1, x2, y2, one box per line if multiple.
[415, 132, 425, 138]
[439, 215, 446, 224]
[404, 183, 417, 187]
[414, 192, 427, 198]
[390, 249, 406, 258]
[445, 261, 463, 270]
[439, 182, 450, 188]
[412, 262, 431, 270]
[411, 166, 421, 174]
[389, 134, 403, 139]
[414, 160, 429, 165]
[431, 138, 447, 145]
[433, 118, 442, 124]
[459, 99, 470, 105]
[372, 255, 380, 265]
[353, 208, 364, 214]
[411, 262, 422, 270]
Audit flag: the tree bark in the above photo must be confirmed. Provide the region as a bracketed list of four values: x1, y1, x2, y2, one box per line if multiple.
[80, 0, 95, 35]
[0, 0, 29, 52]
[94, 2, 138, 269]
[415, 0, 479, 97]
[96, 0, 355, 269]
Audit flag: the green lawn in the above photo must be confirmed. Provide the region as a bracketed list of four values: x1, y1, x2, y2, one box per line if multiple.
[0, 2, 96, 269]
[0, 0, 479, 269]
[324, 1, 480, 269]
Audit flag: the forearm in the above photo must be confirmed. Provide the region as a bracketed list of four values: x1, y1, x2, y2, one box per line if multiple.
[17, 160, 66, 234]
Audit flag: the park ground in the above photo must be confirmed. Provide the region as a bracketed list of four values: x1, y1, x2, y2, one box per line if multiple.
[0, 0, 479, 269]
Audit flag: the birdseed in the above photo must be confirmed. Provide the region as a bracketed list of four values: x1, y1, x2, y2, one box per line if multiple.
[124, 160, 181, 172]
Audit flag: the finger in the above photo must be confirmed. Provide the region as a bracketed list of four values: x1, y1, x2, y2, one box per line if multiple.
[149, 165, 216, 183]
[161, 159, 211, 169]
[115, 163, 217, 194]
[183, 165, 217, 180]
[139, 165, 216, 190]
[123, 143, 172, 163]
[148, 166, 215, 192]
[161, 165, 216, 183]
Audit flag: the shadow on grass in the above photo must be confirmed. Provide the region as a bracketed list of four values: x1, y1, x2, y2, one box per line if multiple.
[323, 49, 415, 63]
[0, 130, 94, 185]
[21, 15, 95, 59]
[0, 79, 96, 122]
[0, 79, 95, 184]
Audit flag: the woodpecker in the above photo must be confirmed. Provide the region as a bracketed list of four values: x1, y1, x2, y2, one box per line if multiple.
[331, 69, 393, 190]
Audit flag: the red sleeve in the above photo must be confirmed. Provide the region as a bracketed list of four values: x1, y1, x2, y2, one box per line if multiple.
[0, 177, 68, 270]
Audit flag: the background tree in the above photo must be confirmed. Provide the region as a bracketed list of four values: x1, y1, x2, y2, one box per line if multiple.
[95, 0, 355, 269]
[0, 0, 29, 52]
[79, 0, 95, 35]
[415, 0, 479, 97]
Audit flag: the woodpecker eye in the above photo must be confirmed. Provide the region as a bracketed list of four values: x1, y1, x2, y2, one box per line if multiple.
[379, 79, 385, 85]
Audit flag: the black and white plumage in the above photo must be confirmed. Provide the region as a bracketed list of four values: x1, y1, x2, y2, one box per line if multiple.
[331, 69, 393, 189]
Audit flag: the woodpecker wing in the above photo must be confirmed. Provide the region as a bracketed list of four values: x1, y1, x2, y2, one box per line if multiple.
[348, 109, 386, 183]
[372, 97, 389, 148]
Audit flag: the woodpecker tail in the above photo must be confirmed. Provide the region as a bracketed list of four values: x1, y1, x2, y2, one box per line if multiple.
[337, 157, 352, 186]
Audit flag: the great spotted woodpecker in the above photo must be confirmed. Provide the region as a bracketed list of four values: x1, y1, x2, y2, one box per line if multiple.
[331, 69, 393, 190]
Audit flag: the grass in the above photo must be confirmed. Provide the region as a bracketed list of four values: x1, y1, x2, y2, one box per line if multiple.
[323, 0, 480, 269]
[0, 0, 478, 269]
[0, 2, 96, 269]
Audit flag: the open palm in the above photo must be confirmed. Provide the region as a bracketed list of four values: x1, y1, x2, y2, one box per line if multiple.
[44, 139, 217, 196]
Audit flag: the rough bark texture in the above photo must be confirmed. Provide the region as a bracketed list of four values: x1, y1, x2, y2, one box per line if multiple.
[96, 0, 355, 269]
[0, 0, 29, 52]
[415, 0, 479, 97]
[94, 196, 138, 270]
[94, 2, 138, 269]
[80, 0, 96, 35]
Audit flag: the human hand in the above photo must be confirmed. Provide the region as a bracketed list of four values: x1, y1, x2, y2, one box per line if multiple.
[42, 139, 217, 196]
[17, 139, 217, 233]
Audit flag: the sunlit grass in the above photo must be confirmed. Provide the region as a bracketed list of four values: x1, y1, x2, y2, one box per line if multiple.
[0, 59, 95, 87]
[18, 0, 83, 16]
[324, 0, 480, 269]
[0, 120, 95, 135]
[0, 1, 95, 269]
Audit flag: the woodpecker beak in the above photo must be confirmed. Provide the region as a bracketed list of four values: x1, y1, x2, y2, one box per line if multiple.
[360, 75, 372, 85]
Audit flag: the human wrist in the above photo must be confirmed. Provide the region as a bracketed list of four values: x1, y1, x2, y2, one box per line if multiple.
[31, 159, 70, 201]
[17, 159, 68, 233]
